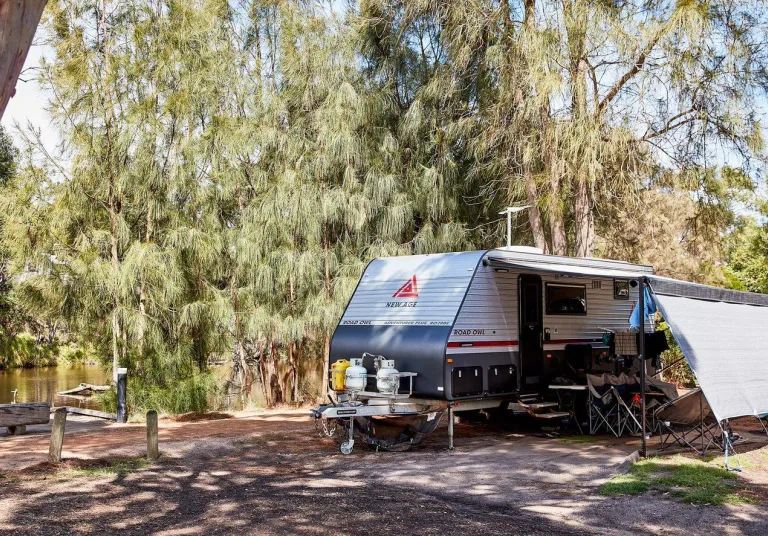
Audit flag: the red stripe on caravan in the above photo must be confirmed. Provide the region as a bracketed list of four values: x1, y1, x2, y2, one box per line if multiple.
[446, 338, 601, 349]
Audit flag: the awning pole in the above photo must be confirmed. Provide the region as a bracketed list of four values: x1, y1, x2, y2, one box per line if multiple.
[639, 277, 647, 458]
[506, 210, 512, 248]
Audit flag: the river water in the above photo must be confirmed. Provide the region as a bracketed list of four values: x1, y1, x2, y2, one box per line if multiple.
[0, 364, 109, 409]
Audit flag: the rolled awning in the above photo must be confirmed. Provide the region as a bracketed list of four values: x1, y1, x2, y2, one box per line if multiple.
[648, 275, 768, 422]
[486, 257, 650, 280]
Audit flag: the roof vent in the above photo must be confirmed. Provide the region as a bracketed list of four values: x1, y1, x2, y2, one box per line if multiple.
[498, 246, 544, 254]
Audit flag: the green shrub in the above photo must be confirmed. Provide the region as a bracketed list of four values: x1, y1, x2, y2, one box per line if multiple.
[657, 322, 697, 388]
[100, 370, 217, 416]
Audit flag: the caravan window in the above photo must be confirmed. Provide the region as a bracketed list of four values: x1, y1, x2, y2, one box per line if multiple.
[545, 283, 587, 315]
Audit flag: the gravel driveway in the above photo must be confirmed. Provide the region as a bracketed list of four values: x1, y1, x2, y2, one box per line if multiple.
[0, 410, 766, 535]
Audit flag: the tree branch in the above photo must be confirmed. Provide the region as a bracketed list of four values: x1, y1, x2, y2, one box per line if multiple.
[598, 28, 666, 114]
[641, 107, 698, 141]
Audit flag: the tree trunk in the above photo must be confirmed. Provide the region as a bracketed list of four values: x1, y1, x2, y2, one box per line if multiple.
[321, 332, 331, 401]
[231, 273, 251, 401]
[519, 0, 547, 252]
[321, 206, 332, 399]
[574, 178, 594, 257]
[564, 1, 592, 257]
[263, 341, 276, 406]
[109, 174, 120, 383]
[267, 342, 282, 404]
[0, 0, 47, 119]
[137, 279, 145, 372]
[111, 305, 120, 384]
[571, 54, 593, 257]
[137, 181, 154, 372]
[103, 0, 121, 384]
[541, 106, 567, 255]
[524, 165, 547, 251]
[257, 340, 269, 404]
[294, 342, 301, 403]
[237, 340, 251, 401]
[287, 341, 296, 404]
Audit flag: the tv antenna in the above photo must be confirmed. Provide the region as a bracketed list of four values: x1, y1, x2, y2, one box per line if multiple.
[498, 206, 532, 248]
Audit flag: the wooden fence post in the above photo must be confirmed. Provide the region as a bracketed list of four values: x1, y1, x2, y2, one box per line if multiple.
[146, 410, 159, 460]
[49, 408, 67, 463]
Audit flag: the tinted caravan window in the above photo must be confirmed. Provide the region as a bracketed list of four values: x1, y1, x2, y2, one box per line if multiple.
[545, 283, 587, 315]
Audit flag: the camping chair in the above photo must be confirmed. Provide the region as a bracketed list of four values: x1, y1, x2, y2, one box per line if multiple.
[647, 376, 679, 402]
[604, 373, 644, 436]
[620, 375, 678, 436]
[586, 374, 621, 436]
[653, 388, 722, 455]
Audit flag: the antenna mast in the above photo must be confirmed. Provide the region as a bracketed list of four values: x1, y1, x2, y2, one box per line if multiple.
[498, 206, 532, 248]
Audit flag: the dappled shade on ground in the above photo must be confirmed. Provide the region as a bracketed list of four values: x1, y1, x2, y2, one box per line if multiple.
[1, 411, 768, 534]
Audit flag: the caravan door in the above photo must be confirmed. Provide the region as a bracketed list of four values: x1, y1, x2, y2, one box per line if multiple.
[519, 274, 543, 391]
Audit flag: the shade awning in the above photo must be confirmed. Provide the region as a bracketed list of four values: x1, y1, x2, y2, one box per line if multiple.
[486, 257, 649, 280]
[648, 276, 768, 422]
[649, 275, 768, 307]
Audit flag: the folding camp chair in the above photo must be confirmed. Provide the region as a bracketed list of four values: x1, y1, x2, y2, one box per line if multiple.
[586, 374, 621, 436]
[620, 375, 677, 436]
[611, 375, 644, 436]
[653, 388, 722, 455]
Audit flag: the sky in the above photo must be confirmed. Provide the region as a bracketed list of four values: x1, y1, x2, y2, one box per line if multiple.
[1, 41, 56, 151]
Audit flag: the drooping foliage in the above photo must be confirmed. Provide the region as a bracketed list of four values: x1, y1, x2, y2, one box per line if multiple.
[356, 0, 768, 256]
[0, 0, 766, 412]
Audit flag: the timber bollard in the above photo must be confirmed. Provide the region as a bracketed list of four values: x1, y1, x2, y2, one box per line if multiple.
[146, 410, 159, 460]
[116, 368, 128, 424]
[49, 408, 67, 463]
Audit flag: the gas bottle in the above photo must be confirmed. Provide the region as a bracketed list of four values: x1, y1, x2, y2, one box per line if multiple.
[330, 359, 350, 392]
[344, 358, 368, 393]
[376, 359, 399, 395]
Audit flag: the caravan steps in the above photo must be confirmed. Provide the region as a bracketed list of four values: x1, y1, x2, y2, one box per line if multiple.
[531, 411, 570, 419]
[526, 402, 559, 411]
[514, 396, 569, 421]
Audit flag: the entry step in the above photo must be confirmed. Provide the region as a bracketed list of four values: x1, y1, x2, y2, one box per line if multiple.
[526, 402, 559, 411]
[532, 411, 570, 419]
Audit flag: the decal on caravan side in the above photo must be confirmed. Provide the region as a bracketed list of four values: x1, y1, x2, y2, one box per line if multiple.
[331, 251, 486, 398]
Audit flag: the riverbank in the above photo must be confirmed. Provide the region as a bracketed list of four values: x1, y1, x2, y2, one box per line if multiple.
[0, 333, 99, 371]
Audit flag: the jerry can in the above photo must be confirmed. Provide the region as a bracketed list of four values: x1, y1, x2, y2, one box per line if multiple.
[331, 359, 351, 391]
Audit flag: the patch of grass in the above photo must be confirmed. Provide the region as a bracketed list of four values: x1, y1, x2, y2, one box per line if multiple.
[599, 456, 756, 505]
[599, 473, 652, 495]
[58, 458, 150, 480]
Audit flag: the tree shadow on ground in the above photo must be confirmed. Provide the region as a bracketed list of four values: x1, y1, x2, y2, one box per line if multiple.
[1, 417, 767, 535]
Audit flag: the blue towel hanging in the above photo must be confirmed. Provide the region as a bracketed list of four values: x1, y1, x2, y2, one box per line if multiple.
[630, 287, 656, 329]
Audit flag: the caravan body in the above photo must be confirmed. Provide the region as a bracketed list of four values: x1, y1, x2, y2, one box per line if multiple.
[330, 248, 652, 401]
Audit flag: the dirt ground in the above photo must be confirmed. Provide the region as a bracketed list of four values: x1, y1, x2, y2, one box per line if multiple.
[1, 410, 767, 535]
